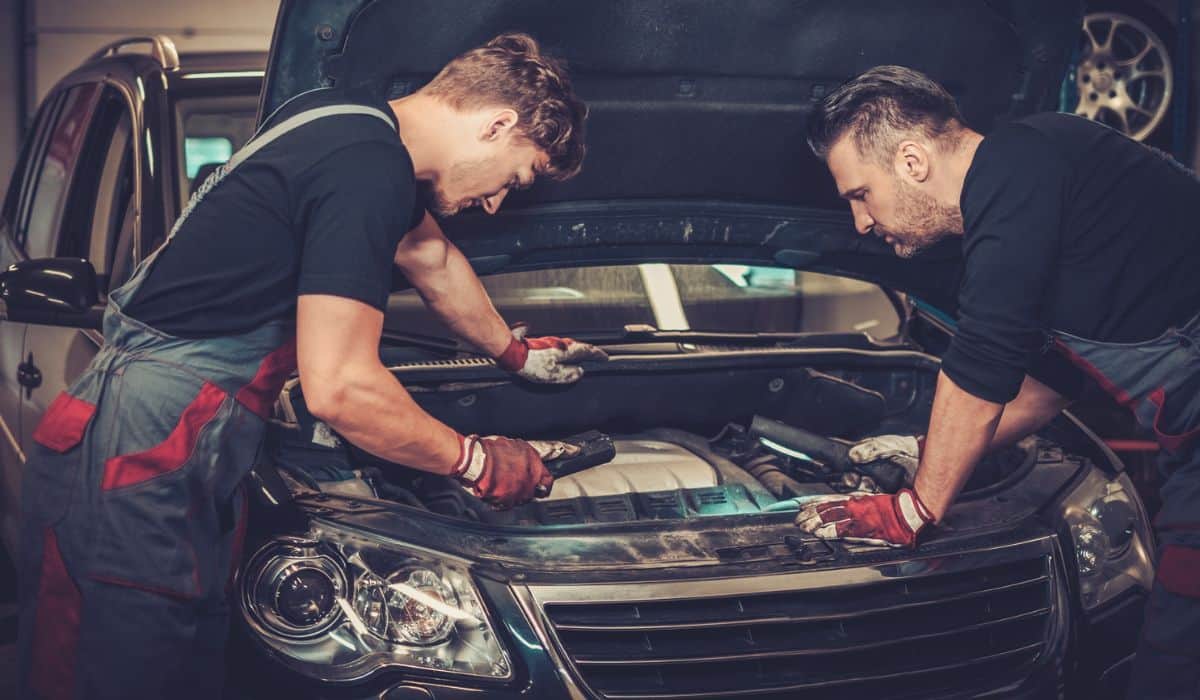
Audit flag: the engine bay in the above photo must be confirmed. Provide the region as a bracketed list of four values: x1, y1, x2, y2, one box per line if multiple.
[269, 367, 1035, 528]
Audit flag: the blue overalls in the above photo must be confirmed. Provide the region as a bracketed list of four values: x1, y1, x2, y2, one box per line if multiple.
[16, 102, 394, 699]
[1052, 317, 1200, 700]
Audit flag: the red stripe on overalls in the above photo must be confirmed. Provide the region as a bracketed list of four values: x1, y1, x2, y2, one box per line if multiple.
[1158, 545, 1200, 598]
[1147, 387, 1200, 452]
[1052, 338, 1136, 407]
[101, 382, 227, 490]
[235, 337, 297, 419]
[31, 392, 96, 453]
[30, 529, 81, 700]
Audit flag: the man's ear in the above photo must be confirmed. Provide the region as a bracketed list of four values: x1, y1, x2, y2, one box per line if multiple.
[481, 108, 520, 142]
[895, 140, 931, 183]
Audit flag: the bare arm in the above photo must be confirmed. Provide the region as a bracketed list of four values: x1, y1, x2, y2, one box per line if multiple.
[913, 371, 1004, 521]
[990, 374, 1072, 449]
[297, 294, 463, 473]
[393, 212, 512, 356]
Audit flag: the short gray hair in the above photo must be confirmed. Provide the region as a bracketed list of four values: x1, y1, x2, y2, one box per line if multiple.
[807, 65, 965, 165]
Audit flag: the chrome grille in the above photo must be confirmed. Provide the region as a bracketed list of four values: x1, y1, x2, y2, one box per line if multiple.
[527, 537, 1061, 699]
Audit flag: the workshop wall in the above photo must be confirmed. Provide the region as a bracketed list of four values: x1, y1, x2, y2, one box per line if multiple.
[0, 0, 278, 195]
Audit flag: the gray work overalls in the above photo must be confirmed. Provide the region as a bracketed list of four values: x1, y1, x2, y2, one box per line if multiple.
[16, 101, 394, 699]
[1052, 317, 1200, 700]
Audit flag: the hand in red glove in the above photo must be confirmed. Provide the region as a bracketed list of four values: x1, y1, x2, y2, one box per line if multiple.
[453, 434, 554, 509]
[794, 488, 934, 548]
[495, 324, 608, 384]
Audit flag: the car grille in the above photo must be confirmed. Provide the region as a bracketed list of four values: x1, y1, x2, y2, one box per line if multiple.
[527, 537, 1062, 699]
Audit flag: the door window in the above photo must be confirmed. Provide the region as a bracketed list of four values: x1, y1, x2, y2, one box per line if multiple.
[56, 87, 137, 293]
[13, 83, 101, 259]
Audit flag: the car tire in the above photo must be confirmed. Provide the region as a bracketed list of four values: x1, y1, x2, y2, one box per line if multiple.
[1072, 1, 1178, 146]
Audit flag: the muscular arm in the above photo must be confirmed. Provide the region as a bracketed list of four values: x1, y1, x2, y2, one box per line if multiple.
[915, 371, 1070, 521]
[914, 371, 1004, 521]
[393, 213, 513, 356]
[990, 374, 1071, 449]
[297, 294, 463, 474]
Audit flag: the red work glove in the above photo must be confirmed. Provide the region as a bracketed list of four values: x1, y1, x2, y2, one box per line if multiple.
[453, 434, 554, 509]
[494, 324, 608, 384]
[794, 488, 934, 548]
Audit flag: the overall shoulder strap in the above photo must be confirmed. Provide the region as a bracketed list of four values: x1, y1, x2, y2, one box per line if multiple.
[227, 104, 395, 174]
[123, 103, 396, 294]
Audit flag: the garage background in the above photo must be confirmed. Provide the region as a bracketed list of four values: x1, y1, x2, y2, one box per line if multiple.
[0, 0, 278, 197]
[1, 0, 1199, 197]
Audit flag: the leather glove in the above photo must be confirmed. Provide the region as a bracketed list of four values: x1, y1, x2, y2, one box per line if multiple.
[849, 434, 923, 485]
[495, 324, 608, 384]
[794, 488, 934, 548]
[453, 435, 554, 509]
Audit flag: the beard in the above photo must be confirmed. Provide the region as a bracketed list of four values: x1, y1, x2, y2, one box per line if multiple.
[876, 178, 964, 259]
[416, 180, 459, 218]
[419, 157, 500, 217]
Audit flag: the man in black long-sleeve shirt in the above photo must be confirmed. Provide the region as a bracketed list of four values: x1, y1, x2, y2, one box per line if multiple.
[799, 66, 1200, 699]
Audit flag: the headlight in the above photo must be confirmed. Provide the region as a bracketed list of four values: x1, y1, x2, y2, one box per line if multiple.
[1059, 468, 1154, 610]
[241, 531, 512, 683]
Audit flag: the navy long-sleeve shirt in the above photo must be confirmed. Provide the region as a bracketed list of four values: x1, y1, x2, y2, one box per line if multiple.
[942, 113, 1200, 403]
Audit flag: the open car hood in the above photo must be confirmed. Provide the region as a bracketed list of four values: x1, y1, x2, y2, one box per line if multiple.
[263, 0, 1083, 313]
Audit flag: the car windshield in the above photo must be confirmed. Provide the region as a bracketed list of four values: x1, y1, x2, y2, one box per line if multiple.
[386, 264, 901, 340]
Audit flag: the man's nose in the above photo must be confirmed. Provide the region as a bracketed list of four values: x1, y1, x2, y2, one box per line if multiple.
[850, 203, 874, 235]
[482, 188, 509, 215]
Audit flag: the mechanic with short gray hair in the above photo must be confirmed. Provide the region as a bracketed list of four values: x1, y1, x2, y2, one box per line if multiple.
[798, 65, 1199, 699]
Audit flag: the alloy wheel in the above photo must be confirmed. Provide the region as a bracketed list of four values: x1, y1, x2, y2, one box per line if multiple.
[1075, 11, 1173, 142]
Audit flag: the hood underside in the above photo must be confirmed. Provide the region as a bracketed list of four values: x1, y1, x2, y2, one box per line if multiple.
[263, 0, 1083, 309]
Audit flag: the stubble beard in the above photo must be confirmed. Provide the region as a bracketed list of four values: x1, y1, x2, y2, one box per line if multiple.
[880, 178, 964, 259]
[423, 157, 499, 218]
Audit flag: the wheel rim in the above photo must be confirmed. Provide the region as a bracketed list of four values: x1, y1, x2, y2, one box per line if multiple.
[1075, 11, 1173, 141]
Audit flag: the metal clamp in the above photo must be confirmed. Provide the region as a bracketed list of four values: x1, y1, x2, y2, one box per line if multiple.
[88, 35, 180, 72]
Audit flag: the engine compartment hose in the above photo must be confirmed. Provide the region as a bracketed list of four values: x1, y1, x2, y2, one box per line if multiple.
[748, 415, 851, 470]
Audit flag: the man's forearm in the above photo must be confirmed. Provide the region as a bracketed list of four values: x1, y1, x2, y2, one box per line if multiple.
[914, 371, 1005, 521]
[307, 360, 465, 474]
[423, 243, 512, 355]
[396, 216, 512, 356]
[990, 375, 1071, 449]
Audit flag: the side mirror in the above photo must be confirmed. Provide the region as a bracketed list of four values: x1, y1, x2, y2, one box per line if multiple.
[1, 258, 102, 327]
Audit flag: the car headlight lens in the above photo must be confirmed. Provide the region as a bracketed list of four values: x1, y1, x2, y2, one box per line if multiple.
[354, 567, 460, 645]
[247, 541, 345, 638]
[1060, 468, 1154, 610]
[240, 531, 512, 683]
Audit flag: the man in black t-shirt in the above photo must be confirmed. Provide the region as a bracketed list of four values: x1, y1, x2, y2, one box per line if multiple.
[797, 66, 1199, 699]
[18, 34, 603, 699]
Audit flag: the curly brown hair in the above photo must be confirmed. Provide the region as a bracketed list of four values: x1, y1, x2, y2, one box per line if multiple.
[423, 33, 586, 180]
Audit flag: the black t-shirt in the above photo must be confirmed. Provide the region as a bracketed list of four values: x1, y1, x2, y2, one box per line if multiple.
[942, 113, 1200, 404]
[122, 87, 426, 337]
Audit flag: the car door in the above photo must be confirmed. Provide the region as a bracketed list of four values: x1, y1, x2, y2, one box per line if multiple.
[19, 84, 139, 457]
[0, 82, 103, 553]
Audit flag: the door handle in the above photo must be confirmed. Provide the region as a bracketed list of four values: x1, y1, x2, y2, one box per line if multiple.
[17, 352, 42, 399]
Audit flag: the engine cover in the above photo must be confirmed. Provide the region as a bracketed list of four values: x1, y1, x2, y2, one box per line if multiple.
[544, 438, 720, 500]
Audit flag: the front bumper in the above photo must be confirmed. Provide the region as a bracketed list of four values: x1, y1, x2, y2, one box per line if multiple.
[230, 530, 1140, 699]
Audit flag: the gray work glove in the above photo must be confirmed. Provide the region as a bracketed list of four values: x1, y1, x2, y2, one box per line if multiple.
[494, 324, 609, 384]
[849, 435, 922, 485]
